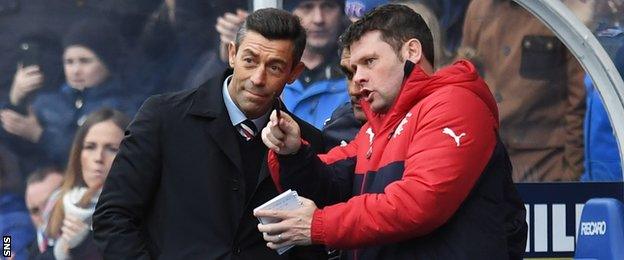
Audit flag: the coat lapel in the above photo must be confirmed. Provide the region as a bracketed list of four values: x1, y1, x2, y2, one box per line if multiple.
[188, 70, 244, 175]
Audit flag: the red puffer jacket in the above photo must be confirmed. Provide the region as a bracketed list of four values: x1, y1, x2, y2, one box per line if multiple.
[269, 60, 526, 259]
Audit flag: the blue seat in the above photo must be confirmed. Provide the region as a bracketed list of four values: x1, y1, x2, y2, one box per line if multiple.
[575, 198, 624, 260]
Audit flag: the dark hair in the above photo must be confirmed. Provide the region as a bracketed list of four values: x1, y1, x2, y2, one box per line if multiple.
[47, 108, 130, 238]
[340, 4, 435, 67]
[235, 8, 307, 67]
[26, 166, 63, 186]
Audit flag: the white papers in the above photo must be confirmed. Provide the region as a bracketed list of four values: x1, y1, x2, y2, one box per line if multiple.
[253, 189, 301, 255]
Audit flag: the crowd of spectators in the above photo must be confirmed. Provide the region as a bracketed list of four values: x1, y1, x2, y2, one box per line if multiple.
[0, 0, 623, 259]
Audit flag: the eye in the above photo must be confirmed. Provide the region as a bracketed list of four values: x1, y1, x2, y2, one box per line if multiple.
[365, 58, 376, 66]
[269, 64, 283, 74]
[243, 57, 253, 63]
[105, 146, 120, 154]
[78, 57, 92, 64]
[83, 143, 96, 150]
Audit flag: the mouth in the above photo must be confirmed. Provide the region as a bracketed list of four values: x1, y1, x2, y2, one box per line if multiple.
[308, 30, 328, 37]
[245, 90, 269, 99]
[361, 89, 374, 102]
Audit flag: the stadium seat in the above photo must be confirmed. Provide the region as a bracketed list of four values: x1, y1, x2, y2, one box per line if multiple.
[574, 198, 624, 260]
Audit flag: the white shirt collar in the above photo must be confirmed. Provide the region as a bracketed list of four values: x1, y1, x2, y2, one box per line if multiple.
[222, 75, 269, 130]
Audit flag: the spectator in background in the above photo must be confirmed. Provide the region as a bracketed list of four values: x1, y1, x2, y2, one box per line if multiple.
[5, 32, 64, 111]
[217, 0, 350, 129]
[393, 0, 470, 60]
[460, 0, 586, 181]
[40, 109, 129, 260]
[0, 144, 35, 260]
[132, 0, 244, 97]
[25, 167, 64, 257]
[0, 31, 65, 177]
[0, 19, 136, 170]
[582, 45, 624, 181]
[0, 1, 158, 104]
[321, 48, 365, 150]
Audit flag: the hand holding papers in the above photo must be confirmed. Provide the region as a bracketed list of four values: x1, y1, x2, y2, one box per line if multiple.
[254, 190, 318, 254]
[254, 189, 301, 254]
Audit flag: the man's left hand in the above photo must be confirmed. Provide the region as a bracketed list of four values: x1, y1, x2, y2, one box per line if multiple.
[254, 196, 317, 249]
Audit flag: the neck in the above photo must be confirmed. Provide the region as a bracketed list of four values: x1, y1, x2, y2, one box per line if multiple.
[301, 48, 325, 70]
[419, 60, 434, 74]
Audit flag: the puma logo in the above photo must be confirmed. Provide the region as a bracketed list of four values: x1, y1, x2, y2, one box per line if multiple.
[393, 113, 412, 138]
[442, 127, 466, 147]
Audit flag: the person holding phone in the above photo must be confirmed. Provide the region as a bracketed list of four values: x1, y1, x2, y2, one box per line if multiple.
[0, 19, 136, 171]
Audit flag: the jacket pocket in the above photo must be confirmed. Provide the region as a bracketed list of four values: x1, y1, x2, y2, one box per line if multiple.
[519, 35, 565, 80]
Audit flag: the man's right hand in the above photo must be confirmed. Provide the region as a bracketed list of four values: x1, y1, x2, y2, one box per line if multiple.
[9, 64, 44, 105]
[261, 110, 302, 155]
[215, 9, 248, 62]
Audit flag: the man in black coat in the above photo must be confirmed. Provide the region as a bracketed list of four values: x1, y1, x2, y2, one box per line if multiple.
[93, 8, 324, 259]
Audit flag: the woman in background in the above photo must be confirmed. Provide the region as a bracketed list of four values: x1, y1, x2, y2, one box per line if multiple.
[40, 108, 129, 260]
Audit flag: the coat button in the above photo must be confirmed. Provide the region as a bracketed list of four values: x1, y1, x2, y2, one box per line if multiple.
[75, 98, 83, 109]
[232, 179, 240, 191]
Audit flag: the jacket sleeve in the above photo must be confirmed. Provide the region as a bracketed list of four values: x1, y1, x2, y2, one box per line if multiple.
[268, 129, 361, 207]
[68, 232, 102, 260]
[562, 50, 585, 180]
[92, 95, 163, 259]
[311, 89, 498, 248]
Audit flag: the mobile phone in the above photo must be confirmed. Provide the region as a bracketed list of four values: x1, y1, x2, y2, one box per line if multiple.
[19, 41, 40, 67]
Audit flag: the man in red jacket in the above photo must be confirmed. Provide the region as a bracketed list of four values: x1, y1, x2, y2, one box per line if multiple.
[256, 4, 526, 259]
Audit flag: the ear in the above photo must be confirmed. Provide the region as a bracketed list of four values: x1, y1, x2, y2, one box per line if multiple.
[287, 62, 305, 84]
[403, 38, 423, 64]
[227, 42, 237, 68]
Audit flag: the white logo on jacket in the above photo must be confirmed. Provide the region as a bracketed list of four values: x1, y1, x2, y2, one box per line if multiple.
[442, 127, 466, 147]
[366, 127, 374, 144]
[393, 113, 412, 138]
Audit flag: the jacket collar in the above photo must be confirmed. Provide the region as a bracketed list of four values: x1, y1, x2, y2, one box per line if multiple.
[187, 69, 233, 118]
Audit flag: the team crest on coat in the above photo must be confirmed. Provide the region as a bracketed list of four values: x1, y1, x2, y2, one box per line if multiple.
[366, 127, 375, 144]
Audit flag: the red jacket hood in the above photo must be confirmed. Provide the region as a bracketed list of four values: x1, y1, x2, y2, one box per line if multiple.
[361, 59, 499, 133]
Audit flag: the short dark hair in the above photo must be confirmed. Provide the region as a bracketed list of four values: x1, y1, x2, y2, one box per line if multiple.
[26, 166, 63, 186]
[235, 8, 307, 67]
[340, 4, 435, 67]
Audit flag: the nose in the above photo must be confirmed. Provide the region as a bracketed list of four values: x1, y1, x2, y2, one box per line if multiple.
[311, 6, 324, 24]
[94, 147, 105, 164]
[67, 63, 81, 76]
[250, 67, 266, 87]
[352, 67, 368, 88]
